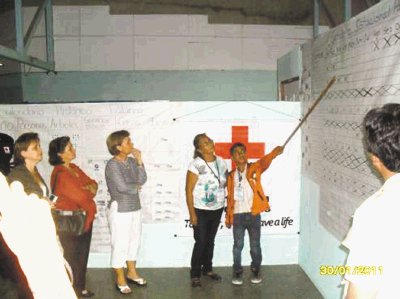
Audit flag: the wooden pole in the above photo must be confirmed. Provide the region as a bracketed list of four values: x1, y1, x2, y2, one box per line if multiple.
[282, 76, 336, 148]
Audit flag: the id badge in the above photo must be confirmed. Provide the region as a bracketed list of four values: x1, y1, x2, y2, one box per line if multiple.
[234, 186, 244, 201]
[216, 188, 225, 202]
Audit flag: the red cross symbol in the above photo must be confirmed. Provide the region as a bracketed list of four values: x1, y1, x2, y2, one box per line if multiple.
[214, 126, 265, 169]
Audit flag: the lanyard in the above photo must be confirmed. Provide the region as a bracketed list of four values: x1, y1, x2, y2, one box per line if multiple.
[237, 165, 247, 188]
[204, 158, 221, 185]
[237, 170, 243, 187]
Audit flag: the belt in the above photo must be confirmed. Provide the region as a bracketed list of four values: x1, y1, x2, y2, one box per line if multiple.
[53, 210, 86, 216]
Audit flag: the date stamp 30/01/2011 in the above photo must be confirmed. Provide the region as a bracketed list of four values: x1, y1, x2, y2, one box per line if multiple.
[320, 265, 383, 276]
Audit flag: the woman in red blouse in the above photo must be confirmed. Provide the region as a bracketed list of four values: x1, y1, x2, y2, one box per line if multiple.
[49, 136, 98, 298]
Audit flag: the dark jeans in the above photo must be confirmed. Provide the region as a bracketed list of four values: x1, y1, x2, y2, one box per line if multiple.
[232, 213, 261, 274]
[190, 208, 223, 278]
[58, 226, 93, 295]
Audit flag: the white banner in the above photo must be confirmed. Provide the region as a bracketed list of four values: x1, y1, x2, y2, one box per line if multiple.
[0, 101, 301, 253]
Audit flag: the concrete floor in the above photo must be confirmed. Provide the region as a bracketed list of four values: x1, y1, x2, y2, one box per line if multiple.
[86, 265, 323, 299]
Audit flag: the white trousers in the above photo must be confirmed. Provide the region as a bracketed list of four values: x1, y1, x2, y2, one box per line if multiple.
[108, 201, 142, 268]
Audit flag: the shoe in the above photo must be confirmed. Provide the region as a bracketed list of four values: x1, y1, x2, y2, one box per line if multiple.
[80, 289, 94, 298]
[115, 284, 132, 295]
[202, 271, 221, 281]
[191, 277, 201, 288]
[127, 276, 147, 286]
[250, 271, 262, 284]
[232, 272, 243, 285]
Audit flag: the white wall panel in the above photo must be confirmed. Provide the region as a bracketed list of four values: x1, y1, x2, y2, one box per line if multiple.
[21, 6, 314, 72]
[54, 37, 80, 71]
[134, 15, 190, 36]
[188, 37, 242, 70]
[134, 36, 188, 70]
[80, 6, 134, 36]
[53, 6, 80, 36]
[80, 36, 134, 71]
[188, 15, 215, 36]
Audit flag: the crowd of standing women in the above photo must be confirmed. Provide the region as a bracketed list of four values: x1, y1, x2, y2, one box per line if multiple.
[0, 130, 149, 298]
[0, 129, 283, 298]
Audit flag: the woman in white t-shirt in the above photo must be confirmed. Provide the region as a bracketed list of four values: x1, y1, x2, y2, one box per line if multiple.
[185, 133, 228, 288]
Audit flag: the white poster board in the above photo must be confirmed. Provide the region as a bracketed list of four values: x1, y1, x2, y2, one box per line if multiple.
[0, 101, 300, 257]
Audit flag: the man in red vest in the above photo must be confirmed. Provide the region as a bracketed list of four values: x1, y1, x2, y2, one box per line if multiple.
[225, 142, 283, 285]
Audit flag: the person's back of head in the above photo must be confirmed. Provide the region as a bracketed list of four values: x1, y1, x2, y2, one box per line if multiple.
[363, 103, 400, 173]
[0, 133, 14, 176]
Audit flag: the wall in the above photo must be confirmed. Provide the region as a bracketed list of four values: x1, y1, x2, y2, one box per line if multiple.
[1, 6, 315, 102]
[277, 46, 302, 101]
[0, 73, 23, 103]
[0, 2, 318, 274]
[299, 177, 347, 299]
[293, 0, 400, 298]
[277, 41, 346, 299]
[277, 45, 302, 85]
[0, 101, 302, 268]
[21, 70, 277, 102]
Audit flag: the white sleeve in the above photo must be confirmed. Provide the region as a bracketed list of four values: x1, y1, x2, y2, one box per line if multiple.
[220, 157, 228, 173]
[188, 159, 200, 175]
[343, 209, 382, 287]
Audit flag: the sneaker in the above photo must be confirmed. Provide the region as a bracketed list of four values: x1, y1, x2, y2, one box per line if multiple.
[250, 271, 262, 284]
[232, 272, 243, 285]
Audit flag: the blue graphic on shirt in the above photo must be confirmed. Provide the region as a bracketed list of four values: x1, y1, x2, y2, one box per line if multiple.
[202, 180, 218, 206]
[189, 156, 227, 209]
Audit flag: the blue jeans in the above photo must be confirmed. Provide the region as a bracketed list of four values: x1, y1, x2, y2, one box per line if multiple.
[232, 213, 261, 274]
[190, 208, 223, 278]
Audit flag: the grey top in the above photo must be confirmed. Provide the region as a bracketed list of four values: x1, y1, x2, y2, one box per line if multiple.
[105, 157, 147, 212]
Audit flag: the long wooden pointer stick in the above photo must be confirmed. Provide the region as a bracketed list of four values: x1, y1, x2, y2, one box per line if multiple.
[282, 76, 336, 148]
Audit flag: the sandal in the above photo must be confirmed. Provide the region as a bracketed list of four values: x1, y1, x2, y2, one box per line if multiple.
[115, 284, 132, 295]
[80, 289, 95, 298]
[191, 277, 201, 288]
[203, 271, 222, 281]
[127, 277, 147, 286]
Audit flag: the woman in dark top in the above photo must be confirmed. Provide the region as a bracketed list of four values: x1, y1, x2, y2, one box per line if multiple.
[6, 132, 49, 299]
[49, 136, 97, 298]
[7, 132, 49, 200]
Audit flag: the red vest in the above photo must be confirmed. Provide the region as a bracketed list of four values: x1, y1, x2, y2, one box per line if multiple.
[225, 148, 281, 226]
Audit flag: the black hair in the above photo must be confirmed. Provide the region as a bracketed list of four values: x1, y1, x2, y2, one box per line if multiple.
[48, 136, 70, 166]
[363, 103, 400, 172]
[230, 142, 246, 155]
[193, 133, 208, 159]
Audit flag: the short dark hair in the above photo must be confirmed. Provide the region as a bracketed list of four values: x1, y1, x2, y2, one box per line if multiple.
[48, 136, 70, 166]
[13, 132, 40, 166]
[363, 103, 400, 172]
[230, 142, 246, 155]
[107, 130, 130, 156]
